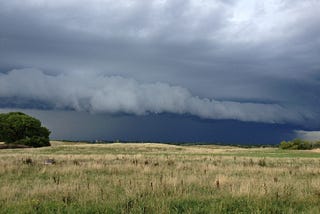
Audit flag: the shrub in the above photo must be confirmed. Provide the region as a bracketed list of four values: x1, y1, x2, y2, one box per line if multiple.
[279, 141, 293, 150]
[15, 136, 51, 148]
[279, 139, 313, 150]
[313, 141, 320, 149]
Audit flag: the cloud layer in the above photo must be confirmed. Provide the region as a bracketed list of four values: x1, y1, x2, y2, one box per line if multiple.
[295, 130, 320, 141]
[0, 68, 311, 124]
[0, 0, 320, 128]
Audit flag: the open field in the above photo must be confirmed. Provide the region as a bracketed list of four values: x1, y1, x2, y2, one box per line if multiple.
[1, 141, 320, 213]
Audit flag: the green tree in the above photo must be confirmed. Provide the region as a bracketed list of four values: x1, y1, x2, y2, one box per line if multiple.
[0, 112, 50, 147]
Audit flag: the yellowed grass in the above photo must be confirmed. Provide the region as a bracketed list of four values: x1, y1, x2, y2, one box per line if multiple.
[0, 142, 320, 213]
[312, 148, 320, 153]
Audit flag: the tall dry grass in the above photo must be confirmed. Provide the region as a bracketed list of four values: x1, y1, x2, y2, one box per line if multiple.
[0, 142, 320, 213]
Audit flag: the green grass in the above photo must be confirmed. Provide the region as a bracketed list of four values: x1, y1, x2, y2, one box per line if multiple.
[2, 142, 319, 158]
[1, 141, 320, 213]
[212, 148, 320, 158]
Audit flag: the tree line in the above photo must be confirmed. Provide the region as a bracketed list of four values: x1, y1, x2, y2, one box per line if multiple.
[279, 138, 320, 150]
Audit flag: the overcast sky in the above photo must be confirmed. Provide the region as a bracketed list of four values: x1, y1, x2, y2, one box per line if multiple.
[1, 0, 319, 143]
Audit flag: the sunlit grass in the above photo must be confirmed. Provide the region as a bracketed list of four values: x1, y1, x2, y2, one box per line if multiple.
[0, 141, 320, 213]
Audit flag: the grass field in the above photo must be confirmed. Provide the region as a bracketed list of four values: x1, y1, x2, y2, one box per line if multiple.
[1, 141, 320, 213]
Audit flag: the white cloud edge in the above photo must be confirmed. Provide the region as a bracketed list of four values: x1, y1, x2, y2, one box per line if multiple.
[0, 68, 311, 124]
[294, 130, 320, 141]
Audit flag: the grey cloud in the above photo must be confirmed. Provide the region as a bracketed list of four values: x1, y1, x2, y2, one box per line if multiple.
[0, 68, 309, 124]
[295, 130, 320, 141]
[0, 0, 320, 128]
[0, 108, 298, 144]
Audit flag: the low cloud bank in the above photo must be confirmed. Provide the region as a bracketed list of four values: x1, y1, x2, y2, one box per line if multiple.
[295, 130, 320, 141]
[0, 68, 309, 124]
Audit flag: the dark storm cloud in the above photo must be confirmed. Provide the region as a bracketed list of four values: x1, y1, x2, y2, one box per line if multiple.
[0, 68, 307, 124]
[0, 109, 299, 144]
[0, 0, 320, 127]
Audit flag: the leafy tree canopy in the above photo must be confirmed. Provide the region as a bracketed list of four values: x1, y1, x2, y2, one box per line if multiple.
[0, 112, 50, 147]
[279, 138, 320, 150]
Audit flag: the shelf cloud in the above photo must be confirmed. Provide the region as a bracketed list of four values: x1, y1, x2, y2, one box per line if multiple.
[0, 0, 320, 142]
[0, 68, 312, 124]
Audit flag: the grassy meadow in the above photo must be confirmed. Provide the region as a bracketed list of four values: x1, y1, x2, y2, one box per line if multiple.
[0, 141, 320, 213]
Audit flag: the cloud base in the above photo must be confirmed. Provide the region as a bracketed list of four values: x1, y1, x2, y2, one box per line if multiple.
[0, 68, 310, 124]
